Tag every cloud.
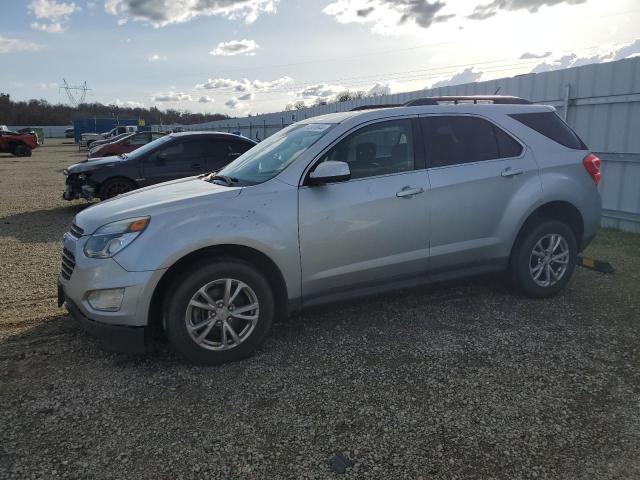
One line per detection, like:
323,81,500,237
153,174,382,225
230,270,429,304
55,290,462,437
210,39,259,56
31,21,65,32
198,95,214,103
468,0,586,20
225,98,240,109
430,67,483,88
238,92,254,101
104,0,278,27
148,53,167,62
196,76,293,93
38,82,59,89
324,0,454,35
297,83,346,100
115,99,145,108
28,0,79,33
152,91,193,102
0,36,41,54
520,51,552,59
530,39,640,73
367,80,405,96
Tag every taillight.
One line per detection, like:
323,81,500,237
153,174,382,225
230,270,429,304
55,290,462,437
583,153,601,186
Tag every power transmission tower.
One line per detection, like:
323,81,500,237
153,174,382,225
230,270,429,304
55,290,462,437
60,79,90,107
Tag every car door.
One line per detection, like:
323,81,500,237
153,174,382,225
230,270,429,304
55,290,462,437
142,138,207,184
298,118,430,304
420,114,540,275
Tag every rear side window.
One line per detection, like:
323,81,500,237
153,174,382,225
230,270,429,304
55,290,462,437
509,112,587,150
421,116,523,167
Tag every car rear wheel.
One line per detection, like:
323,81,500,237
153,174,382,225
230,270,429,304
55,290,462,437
99,177,135,200
164,260,275,365
13,144,31,157
510,219,577,298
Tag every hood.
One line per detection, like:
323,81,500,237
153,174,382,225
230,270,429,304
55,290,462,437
67,155,125,173
74,176,242,234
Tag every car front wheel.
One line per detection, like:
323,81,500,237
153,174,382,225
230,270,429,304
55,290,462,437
510,219,577,298
164,260,275,365
99,177,135,200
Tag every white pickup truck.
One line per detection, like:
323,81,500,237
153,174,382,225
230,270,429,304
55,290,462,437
80,125,137,148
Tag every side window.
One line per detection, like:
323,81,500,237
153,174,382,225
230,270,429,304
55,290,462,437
495,127,523,158
206,140,233,170
128,134,148,145
181,140,206,157
230,141,253,154
158,142,184,158
509,112,587,150
319,119,415,180
422,116,521,167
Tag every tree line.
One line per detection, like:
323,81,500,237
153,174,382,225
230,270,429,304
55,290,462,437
0,93,229,126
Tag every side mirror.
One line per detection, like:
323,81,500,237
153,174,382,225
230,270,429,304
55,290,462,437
308,161,351,185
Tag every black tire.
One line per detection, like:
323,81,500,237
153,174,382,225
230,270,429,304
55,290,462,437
510,219,577,298
13,144,31,157
99,177,135,200
164,260,275,365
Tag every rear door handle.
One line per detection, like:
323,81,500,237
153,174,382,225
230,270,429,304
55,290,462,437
501,167,524,177
396,186,425,198
191,163,202,169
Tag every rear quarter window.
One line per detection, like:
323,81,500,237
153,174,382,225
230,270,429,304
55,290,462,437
509,112,587,150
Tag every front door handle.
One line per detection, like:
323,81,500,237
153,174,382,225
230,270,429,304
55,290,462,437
396,186,425,198
229,152,242,157
191,163,202,170
501,167,524,177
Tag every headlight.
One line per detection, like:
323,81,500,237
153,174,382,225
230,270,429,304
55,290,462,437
84,216,150,258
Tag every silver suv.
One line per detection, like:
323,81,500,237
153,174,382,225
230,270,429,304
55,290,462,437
58,96,602,364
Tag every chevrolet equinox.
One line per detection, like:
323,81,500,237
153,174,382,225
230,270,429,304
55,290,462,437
58,96,602,365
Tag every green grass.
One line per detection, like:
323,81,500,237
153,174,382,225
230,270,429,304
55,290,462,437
589,228,640,259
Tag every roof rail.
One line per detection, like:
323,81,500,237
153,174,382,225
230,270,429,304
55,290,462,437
403,95,532,106
350,104,402,111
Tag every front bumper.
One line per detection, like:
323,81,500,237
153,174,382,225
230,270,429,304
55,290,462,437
60,283,146,354
63,177,96,201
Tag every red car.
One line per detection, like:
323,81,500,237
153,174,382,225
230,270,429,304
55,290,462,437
0,130,38,157
88,131,167,159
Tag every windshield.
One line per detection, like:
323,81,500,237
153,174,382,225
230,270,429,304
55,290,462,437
217,123,334,185
124,134,173,159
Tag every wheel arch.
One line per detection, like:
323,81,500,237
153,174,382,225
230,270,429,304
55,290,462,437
97,176,138,196
147,244,290,335
511,200,585,259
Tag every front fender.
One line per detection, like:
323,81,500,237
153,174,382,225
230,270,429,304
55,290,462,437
113,182,302,301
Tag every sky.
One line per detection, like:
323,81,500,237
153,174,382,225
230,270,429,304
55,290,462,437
1,0,639,116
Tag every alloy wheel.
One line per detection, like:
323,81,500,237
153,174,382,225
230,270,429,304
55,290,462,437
529,233,570,287
185,278,259,351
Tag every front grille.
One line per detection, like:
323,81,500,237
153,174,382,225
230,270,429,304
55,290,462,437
61,247,76,280
69,223,84,238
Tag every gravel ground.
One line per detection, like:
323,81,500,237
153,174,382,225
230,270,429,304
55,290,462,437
1,139,639,479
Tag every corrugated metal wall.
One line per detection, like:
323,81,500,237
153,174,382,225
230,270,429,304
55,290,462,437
188,57,640,233
8,126,70,138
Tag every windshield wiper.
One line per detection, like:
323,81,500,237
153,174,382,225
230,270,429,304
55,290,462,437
203,173,239,185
